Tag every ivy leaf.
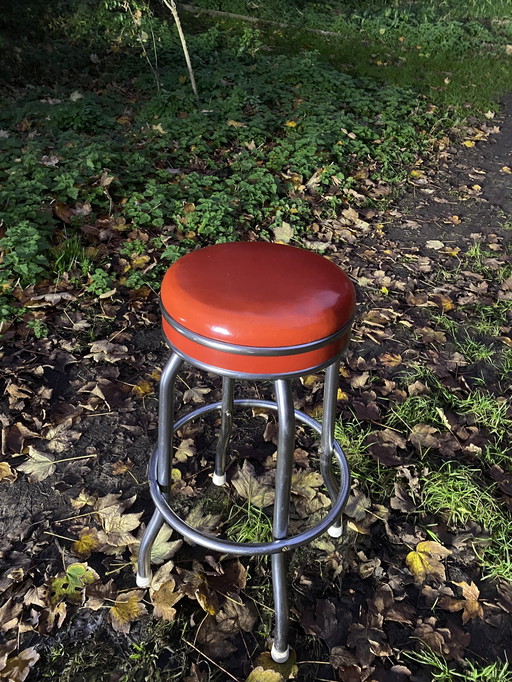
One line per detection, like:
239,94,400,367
109,590,147,634
16,447,55,482
406,541,451,583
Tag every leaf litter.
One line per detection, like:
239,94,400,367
2,46,512,682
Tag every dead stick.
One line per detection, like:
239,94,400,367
177,3,344,38
162,0,199,99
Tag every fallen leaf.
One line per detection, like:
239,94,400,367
0,462,17,483
48,563,99,606
273,221,294,244
246,669,284,682
151,567,183,621
16,447,55,482
0,646,40,682
462,140,475,147
183,386,211,404
109,590,147,634
71,527,101,559
438,581,484,624
406,541,451,583
426,240,445,250
227,119,246,128
231,461,275,508
175,438,196,463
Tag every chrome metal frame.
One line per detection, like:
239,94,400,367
137,349,351,664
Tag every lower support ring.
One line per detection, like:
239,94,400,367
148,399,351,556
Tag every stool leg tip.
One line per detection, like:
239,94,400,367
212,473,227,486
328,524,343,538
136,573,152,588
271,644,290,664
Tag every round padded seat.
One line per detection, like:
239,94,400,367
161,242,356,376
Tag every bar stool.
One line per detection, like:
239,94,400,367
136,242,355,663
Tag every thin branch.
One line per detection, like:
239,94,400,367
177,3,344,38
162,0,199,100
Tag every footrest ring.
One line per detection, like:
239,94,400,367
148,399,351,557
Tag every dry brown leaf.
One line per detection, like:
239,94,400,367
231,461,275,508
406,541,451,583
439,581,484,624
183,386,211,404
109,590,147,634
0,599,22,634
174,438,196,463
0,646,40,682
409,424,440,450
151,573,183,621
16,447,55,482
0,462,17,484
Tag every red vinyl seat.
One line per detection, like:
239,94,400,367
160,242,355,375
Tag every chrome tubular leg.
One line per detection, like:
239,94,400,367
137,353,183,587
271,379,295,664
320,359,343,538
213,377,234,486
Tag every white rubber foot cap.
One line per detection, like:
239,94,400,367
328,524,343,538
136,573,152,588
271,644,290,664
213,473,227,486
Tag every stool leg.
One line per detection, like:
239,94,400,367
213,377,234,486
271,379,295,664
137,353,183,588
320,359,343,538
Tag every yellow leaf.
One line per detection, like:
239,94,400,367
132,380,153,397
462,140,475,147
337,388,348,401
72,528,100,559
410,169,425,178
131,255,150,269
0,461,17,483
284,120,297,127
109,590,147,633
501,166,512,174
227,120,246,128
406,541,451,583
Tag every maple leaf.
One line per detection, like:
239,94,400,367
438,581,484,624
406,541,451,583
150,563,183,621
253,650,298,680
174,438,196,463
231,461,275,508
16,446,55,482
48,563,99,607
0,598,22,634
109,590,147,634
246,669,284,682
0,462,17,483
71,527,101,560
0,646,40,682
183,386,211,404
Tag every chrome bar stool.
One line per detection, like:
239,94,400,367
136,242,355,663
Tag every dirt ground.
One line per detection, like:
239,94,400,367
1,96,512,681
